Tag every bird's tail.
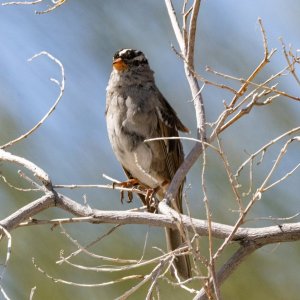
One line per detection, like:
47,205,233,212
165,226,191,279
165,190,191,279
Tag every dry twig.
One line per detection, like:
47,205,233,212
0,52,65,150
2,0,66,14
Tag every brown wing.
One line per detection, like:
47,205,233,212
155,91,189,134
155,92,188,213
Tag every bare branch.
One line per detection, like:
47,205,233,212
164,0,206,209
206,65,299,103
280,37,300,85
2,0,42,5
194,242,258,300
235,127,300,177
0,190,299,245
187,0,201,68
29,287,36,300
1,52,65,150
0,149,52,188
165,0,185,53
0,226,11,284
36,0,66,14
0,285,10,300
2,0,67,14
32,257,143,287
0,172,39,192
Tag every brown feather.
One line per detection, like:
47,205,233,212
155,94,191,279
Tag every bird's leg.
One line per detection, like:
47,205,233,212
144,179,170,212
144,188,157,212
113,179,140,203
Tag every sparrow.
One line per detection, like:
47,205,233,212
105,48,191,279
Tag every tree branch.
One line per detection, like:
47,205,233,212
164,0,206,206
194,242,258,300
1,192,300,246
0,51,65,150
0,149,52,188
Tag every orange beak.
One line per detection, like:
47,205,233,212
113,58,128,71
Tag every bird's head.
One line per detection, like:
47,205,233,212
112,49,149,72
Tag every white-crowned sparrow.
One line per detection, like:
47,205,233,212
106,49,191,279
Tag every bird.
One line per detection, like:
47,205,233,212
105,48,191,279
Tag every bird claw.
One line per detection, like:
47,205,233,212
113,179,140,204
112,179,160,211
145,187,160,212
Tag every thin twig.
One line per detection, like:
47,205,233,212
29,286,36,300
0,285,10,300
235,127,300,177
1,51,65,150
194,242,258,300
201,139,220,299
2,0,67,15
36,0,66,14
187,0,201,67
0,173,39,192
206,64,299,104
216,136,243,212
280,37,300,85
0,226,12,284
164,0,206,209
2,0,42,5
33,257,143,287
116,257,171,300
0,149,51,187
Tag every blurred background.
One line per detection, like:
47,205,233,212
0,0,299,299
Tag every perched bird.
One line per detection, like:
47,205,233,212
105,48,191,279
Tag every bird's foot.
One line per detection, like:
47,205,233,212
144,187,160,212
113,179,140,203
